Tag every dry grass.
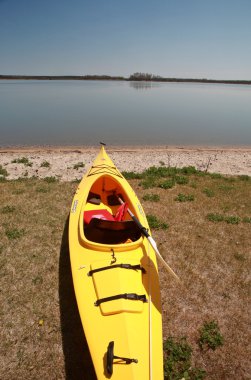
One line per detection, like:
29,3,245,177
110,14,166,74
0,173,250,379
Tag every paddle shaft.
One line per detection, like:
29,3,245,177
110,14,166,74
118,197,148,234
127,210,150,238
118,198,180,281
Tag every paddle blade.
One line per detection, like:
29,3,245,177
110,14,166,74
148,236,180,282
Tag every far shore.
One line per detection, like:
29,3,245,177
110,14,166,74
1,145,250,180
1,75,251,85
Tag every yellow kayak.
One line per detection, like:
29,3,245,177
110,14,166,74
69,145,163,379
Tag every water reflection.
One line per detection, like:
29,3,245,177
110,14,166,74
129,81,161,90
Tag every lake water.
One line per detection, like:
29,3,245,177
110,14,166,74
0,80,250,147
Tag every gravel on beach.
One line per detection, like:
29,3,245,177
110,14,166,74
0,146,250,181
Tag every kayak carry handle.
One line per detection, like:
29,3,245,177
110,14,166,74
106,341,138,376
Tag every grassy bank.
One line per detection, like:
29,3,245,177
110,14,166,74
0,169,250,379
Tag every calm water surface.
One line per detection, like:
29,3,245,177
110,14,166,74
0,80,250,146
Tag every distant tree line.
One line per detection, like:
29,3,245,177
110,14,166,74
0,74,124,81
0,74,250,85
128,72,251,85
128,72,163,81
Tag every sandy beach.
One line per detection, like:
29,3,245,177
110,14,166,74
0,145,251,181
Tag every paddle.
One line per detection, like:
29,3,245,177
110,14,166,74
118,197,180,281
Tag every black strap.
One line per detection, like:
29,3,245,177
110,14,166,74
94,293,147,307
88,263,146,276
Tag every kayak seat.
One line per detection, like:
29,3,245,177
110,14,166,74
84,218,141,244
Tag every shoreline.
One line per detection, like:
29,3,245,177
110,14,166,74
1,145,250,180
1,144,251,153
1,75,251,85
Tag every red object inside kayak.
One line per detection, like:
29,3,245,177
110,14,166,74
114,203,128,221
84,209,115,224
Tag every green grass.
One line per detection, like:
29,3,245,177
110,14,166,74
175,175,189,185
224,215,241,224
0,170,250,379
0,164,8,177
209,172,223,179
179,166,199,175
73,162,85,170
44,176,58,183
163,336,206,380
159,179,175,189
40,160,51,168
238,175,250,181
202,188,215,197
198,321,224,351
5,227,25,240
122,171,143,179
207,213,244,224
143,166,176,178
11,157,33,166
164,321,224,378
142,193,160,202
218,184,234,192
146,214,169,230
206,213,225,222
139,178,156,189
1,205,16,213
175,193,195,202
135,165,204,190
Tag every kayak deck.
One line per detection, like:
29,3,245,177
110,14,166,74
69,147,163,379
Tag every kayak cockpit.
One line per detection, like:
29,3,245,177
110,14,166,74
84,218,141,244
81,175,142,246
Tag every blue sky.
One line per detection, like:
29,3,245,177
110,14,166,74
0,0,250,79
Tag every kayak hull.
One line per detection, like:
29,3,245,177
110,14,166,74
69,147,163,379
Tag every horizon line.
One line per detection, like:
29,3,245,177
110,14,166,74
0,74,250,85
